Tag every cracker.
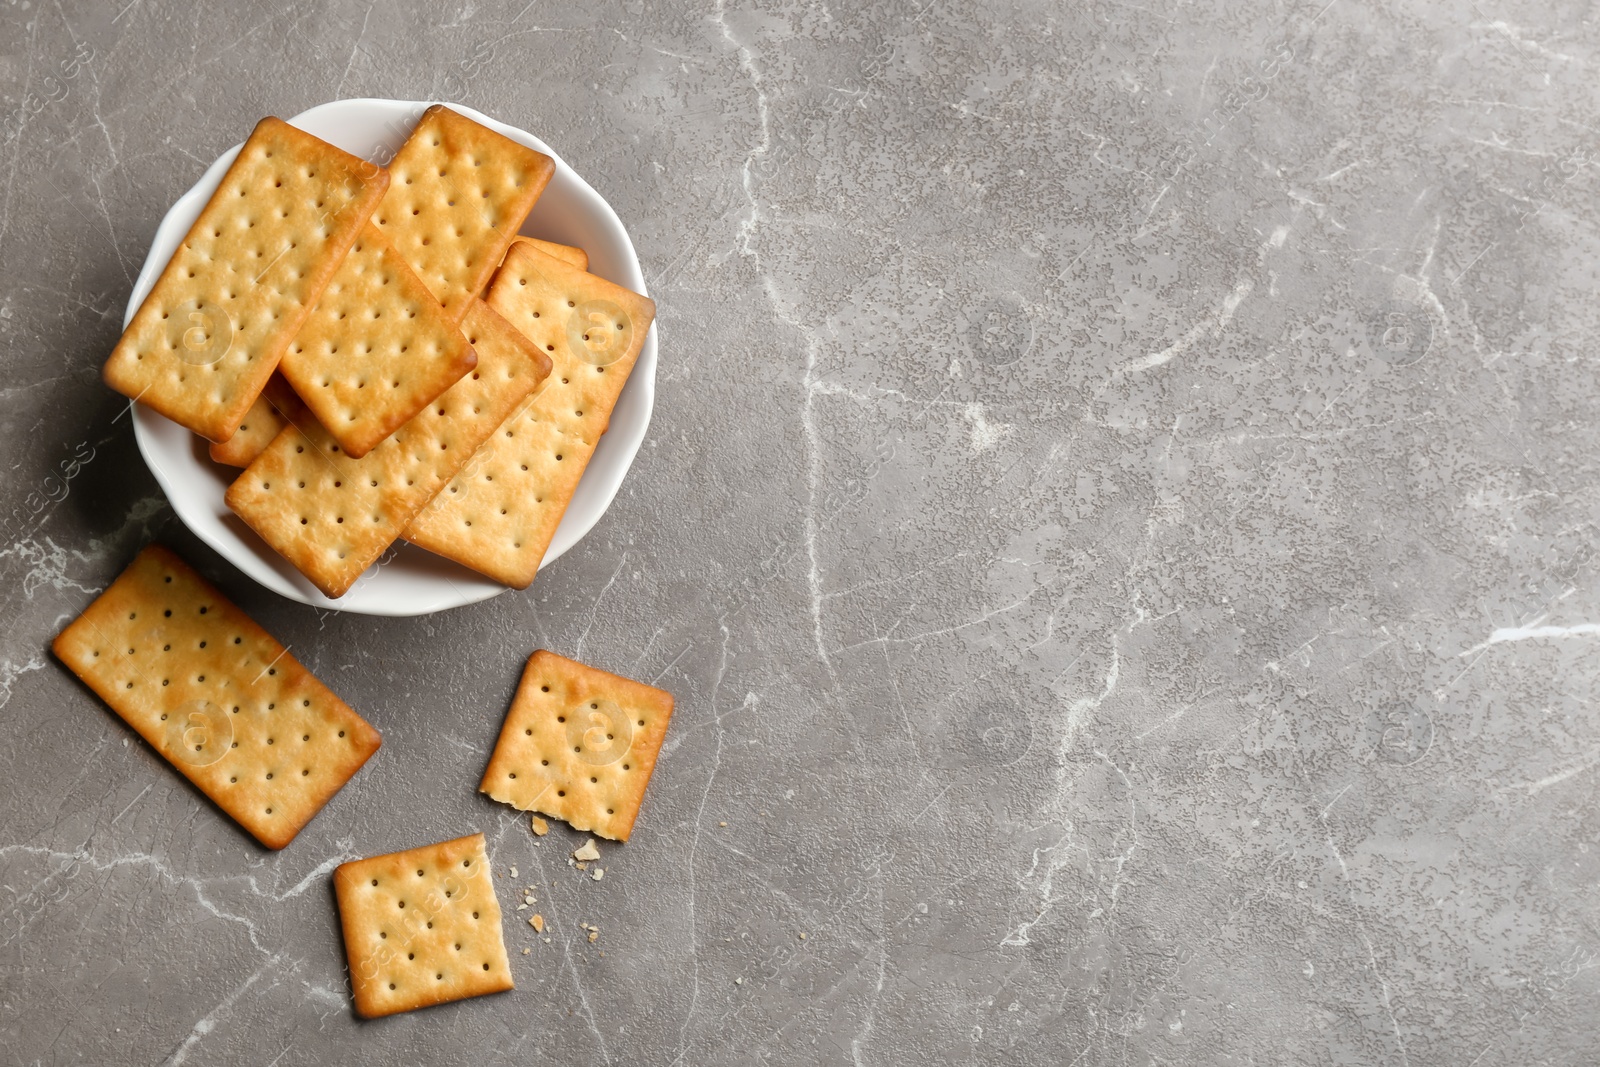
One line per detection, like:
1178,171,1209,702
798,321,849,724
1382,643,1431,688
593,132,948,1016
279,221,474,457
334,832,513,1018
509,235,587,271
404,244,655,588
373,105,554,323
208,372,307,467
480,650,674,842
50,544,381,849
103,117,388,442
226,300,550,598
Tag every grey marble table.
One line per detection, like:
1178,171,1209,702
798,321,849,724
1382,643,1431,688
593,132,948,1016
3,1,1598,1064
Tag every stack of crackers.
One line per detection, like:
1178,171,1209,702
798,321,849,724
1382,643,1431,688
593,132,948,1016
104,107,655,599
59,107,677,1019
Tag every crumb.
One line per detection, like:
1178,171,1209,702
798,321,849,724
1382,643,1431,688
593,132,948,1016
573,839,600,862
735,978,743,985
522,947,530,955
531,914,544,933
718,821,727,827
798,932,806,940
510,866,519,879
531,816,549,836
576,861,588,871
588,930,599,943
524,894,536,905
517,903,528,911
543,937,551,943
592,868,604,881
568,858,576,867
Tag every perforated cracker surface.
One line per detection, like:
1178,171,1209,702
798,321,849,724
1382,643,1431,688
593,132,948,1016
226,300,550,598
334,832,513,1018
372,105,554,323
208,372,307,468
50,545,381,849
404,244,656,588
480,650,674,842
279,221,474,458
103,117,387,442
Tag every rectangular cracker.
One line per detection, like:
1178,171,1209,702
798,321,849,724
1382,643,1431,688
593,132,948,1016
50,544,381,849
279,221,475,457
334,832,513,1018
208,372,307,467
372,105,554,323
509,235,587,271
103,117,389,442
480,650,673,841
226,300,551,598
404,243,655,588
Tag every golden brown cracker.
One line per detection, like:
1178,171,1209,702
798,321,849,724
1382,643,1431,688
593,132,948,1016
226,300,550,598
480,650,673,842
207,372,307,468
103,117,388,442
279,221,474,458
403,243,655,587
50,544,381,849
372,105,554,323
509,235,587,271
334,832,513,1018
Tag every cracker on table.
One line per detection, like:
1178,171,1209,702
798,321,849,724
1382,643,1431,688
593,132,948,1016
480,650,673,842
404,243,655,588
226,300,550,598
509,235,587,271
50,544,381,849
372,105,554,323
334,832,513,1018
279,221,474,458
103,117,388,442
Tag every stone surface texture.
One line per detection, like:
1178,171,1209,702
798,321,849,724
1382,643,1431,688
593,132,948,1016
2,1,1599,1064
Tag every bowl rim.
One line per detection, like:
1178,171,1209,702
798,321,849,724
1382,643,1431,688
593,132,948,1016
126,98,657,617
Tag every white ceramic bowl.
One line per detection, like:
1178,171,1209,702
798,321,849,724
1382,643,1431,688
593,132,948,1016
127,99,657,616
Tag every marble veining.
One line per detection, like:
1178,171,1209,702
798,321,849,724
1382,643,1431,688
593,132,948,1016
2,0,1599,1063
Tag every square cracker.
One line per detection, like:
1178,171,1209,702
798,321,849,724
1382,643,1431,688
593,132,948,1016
372,105,554,323
208,372,307,468
103,117,388,442
279,221,474,458
509,235,587,271
50,544,381,849
480,650,673,842
226,300,550,598
404,243,656,588
334,832,513,1018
